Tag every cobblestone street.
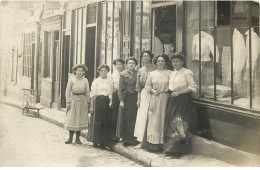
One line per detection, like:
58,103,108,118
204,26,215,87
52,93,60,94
0,104,142,167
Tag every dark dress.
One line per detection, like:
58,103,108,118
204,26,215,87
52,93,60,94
86,77,113,146
163,68,197,154
118,70,138,145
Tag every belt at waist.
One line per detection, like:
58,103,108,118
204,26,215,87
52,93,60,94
72,93,86,96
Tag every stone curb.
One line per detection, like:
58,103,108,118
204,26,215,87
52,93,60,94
1,98,260,166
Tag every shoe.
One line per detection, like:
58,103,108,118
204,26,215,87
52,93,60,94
99,143,107,150
65,140,72,144
93,143,99,148
75,139,82,145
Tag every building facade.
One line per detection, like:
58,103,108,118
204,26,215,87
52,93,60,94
2,0,260,158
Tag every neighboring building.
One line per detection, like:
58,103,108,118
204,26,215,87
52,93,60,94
1,0,260,160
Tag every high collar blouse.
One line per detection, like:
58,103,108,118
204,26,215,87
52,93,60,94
118,69,138,100
192,31,220,63
136,64,157,92
90,77,113,99
169,68,197,92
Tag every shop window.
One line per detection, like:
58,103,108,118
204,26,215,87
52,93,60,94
113,1,121,67
134,0,142,63
106,2,113,66
23,33,32,77
98,2,106,66
87,3,96,24
185,1,260,110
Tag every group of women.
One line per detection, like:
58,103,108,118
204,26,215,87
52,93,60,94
63,50,197,157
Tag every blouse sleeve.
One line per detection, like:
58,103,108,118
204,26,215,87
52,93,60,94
118,73,124,101
85,79,90,102
185,70,197,92
145,72,153,92
135,70,142,92
90,79,98,98
108,79,113,100
65,78,73,103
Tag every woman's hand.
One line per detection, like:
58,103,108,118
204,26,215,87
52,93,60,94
151,89,159,96
120,100,125,108
136,99,140,107
171,91,180,97
109,101,113,108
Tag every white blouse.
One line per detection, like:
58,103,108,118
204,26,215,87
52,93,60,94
169,68,197,92
90,77,113,99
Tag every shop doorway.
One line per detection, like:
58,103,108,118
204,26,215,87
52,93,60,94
61,35,70,108
152,5,176,69
85,27,96,87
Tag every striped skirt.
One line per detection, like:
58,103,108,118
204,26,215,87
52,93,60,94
64,95,89,131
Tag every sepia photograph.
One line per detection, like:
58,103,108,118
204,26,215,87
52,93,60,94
0,0,259,167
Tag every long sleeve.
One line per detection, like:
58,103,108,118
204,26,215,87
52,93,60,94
108,79,113,100
118,74,124,101
185,72,197,92
145,73,152,92
65,79,72,103
90,80,97,98
85,79,90,102
135,71,142,92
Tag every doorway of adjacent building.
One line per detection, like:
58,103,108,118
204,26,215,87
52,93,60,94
85,27,96,87
152,5,176,69
61,35,70,108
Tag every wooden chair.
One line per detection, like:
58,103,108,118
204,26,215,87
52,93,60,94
21,89,44,117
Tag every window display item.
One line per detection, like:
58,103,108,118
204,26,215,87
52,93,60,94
204,85,239,99
152,36,163,57
221,46,231,86
228,28,247,84
192,31,219,63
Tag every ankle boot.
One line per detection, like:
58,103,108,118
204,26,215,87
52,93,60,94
65,131,74,144
75,131,82,144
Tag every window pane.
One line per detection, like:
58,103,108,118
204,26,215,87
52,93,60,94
106,2,113,68
134,1,141,63
142,1,151,51
87,3,96,24
185,1,199,98
200,1,216,101
113,1,120,64
98,3,106,66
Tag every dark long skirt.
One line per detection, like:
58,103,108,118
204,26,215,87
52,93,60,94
87,96,112,145
120,91,138,144
111,90,120,139
163,93,193,154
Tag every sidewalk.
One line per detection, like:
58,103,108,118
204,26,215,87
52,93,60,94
1,95,260,167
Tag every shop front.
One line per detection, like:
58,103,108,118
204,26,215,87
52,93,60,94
94,0,260,156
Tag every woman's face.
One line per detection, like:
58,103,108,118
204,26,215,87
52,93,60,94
75,68,85,77
115,61,124,72
99,68,108,78
127,60,136,70
172,58,183,70
142,52,151,64
157,57,166,69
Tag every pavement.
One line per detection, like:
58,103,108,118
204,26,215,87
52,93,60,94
1,95,260,167
0,104,142,167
